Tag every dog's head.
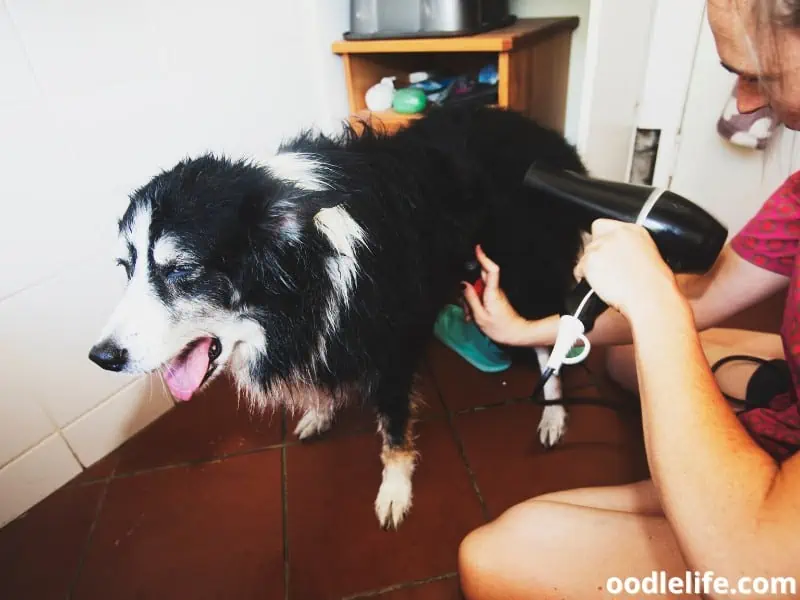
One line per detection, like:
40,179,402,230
89,151,358,402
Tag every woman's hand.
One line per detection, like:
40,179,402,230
574,219,680,319
461,245,531,346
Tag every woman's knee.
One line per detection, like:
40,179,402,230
458,500,565,599
458,523,493,597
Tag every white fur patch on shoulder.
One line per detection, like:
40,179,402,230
313,206,368,368
152,234,193,266
266,152,334,192
313,206,366,259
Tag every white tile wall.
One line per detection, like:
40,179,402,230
0,256,137,427
63,375,173,468
0,390,54,468
0,3,40,106
5,0,164,98
0,433,82,528
0,0,351,527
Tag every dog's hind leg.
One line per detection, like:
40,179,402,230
373,385,418,530
534,346,567,448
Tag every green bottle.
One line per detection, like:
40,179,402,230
392,88,427,114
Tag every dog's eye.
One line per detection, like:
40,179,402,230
165,265,194,282
116,258,132,279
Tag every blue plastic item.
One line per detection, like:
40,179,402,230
478,64,498,85
433,304,511,373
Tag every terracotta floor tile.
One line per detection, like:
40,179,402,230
114,374,283,474
427,339,538,412
72,450,283,600
427,338,596,414
286,419,483,600
70,452,119,485
374,577,463,600
0,482,105,600
454,402,649,518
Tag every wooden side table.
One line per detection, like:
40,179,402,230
331,17,579,135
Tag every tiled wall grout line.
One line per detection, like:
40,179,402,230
340,571,458,599
67,475,112,599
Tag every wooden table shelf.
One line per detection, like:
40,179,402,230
332,17,579,135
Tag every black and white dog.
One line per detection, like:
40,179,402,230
89,105,593,528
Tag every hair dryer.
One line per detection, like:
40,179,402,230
522,164,729,394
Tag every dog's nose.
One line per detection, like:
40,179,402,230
88,340,128,372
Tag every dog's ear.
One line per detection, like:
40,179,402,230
244,184,351,249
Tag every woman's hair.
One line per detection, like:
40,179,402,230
746,0,800,86
752,0,800,53
758,0,800,28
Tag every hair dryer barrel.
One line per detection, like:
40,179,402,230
523,165,652,223
644,189,728,274
523,165,728,275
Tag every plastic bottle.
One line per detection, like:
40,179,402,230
365,76,396,112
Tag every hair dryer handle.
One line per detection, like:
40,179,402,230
564,279,608,333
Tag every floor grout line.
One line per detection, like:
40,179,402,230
449,415,490,522
66,368,619,488
67,414,457,486
67,473,112,599
424,357,491,522
341,572,458,599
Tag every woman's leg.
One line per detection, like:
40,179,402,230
606,327,784,401
532,478,661,514
458,328,784,599
458,480,694,600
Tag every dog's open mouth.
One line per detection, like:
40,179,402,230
162,337,222,402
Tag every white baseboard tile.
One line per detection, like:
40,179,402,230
62,374,174,468
0,433,82,528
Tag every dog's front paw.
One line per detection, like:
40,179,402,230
538,405,567,448
293,408,333,440
374,469,413,529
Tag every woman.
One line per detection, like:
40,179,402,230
457,2,800,598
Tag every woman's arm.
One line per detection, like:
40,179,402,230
576,220,799,595
628,280,800,595
463,244,788,348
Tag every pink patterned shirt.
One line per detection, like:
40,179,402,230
730,171,800,462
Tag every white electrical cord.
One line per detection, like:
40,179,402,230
543,187,667,375
545,314,590,373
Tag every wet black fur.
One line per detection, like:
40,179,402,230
121,105,594,449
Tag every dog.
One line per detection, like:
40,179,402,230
88,105,594,528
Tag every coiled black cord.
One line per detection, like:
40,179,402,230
522,353,784,415
709,353,790,411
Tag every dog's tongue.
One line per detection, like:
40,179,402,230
163,338,213,402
